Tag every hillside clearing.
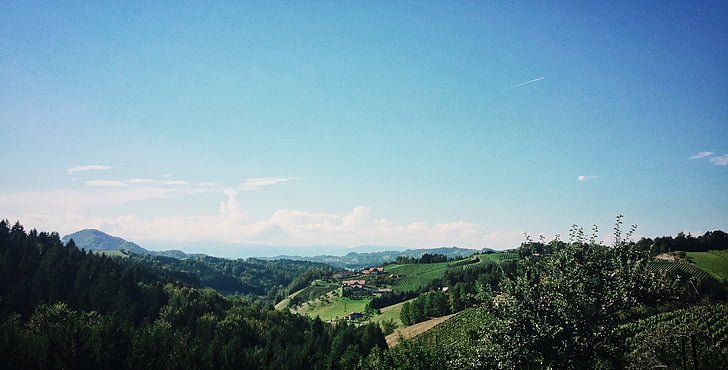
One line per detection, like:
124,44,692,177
291,291,370,321
365,298,415,328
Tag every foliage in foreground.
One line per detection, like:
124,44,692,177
621,303,728,369
367,219,728,369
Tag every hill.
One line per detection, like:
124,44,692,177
61,229,204,259
267,246,490,270
60,229,348,304
127,253,341,304
62,229,149,254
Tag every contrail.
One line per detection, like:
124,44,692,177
510,76,544,89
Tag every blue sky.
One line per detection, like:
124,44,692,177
1,2,726,254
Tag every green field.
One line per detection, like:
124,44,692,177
365,298,415,328
292,291,370,321
476,252,518,263
687,250,728,282
386,261,453,292
94,250,129,258
385,253,516,292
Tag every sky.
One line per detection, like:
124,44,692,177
1,2,727,256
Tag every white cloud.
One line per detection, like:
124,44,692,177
129,178,190,185
688,152,728,166
219,189,249,225
0,188,174,214
86,180,127,187
240,177,299,191
577,175,598,181
67,165,112,172
3,188,519,250
709,154,728,166
689,152,714,160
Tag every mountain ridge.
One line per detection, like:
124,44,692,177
61,229,492,268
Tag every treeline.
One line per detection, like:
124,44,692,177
369,290,420,310
400,290,451,326
640,230,728,254
0,221,168,322
390,253,452,265
0,221,386,369
127,253,338,305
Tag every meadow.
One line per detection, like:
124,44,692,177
292,291,371,321
687,250,728,282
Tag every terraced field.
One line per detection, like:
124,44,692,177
648,261,713,281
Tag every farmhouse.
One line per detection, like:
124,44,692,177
342,280,366,289
361,267,385,275
346,312,364,320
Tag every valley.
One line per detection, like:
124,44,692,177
1,221,728,368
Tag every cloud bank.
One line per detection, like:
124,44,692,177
1,189,521,250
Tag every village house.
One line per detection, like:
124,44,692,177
346,312,364,320
341,280,366,289
361,267,385,275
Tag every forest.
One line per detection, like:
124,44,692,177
1,219,727,369
0,221,385,369
125,253,339,306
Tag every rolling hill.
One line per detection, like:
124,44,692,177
62,229,149,254
267,246,492,270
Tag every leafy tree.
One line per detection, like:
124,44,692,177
491,221,665,368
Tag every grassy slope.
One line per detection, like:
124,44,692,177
687,250,728,282
95,250,129,258
386,253,513,292
365,298,414,328
274,286,305,311
292,291,370,321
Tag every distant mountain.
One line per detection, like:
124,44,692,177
264,246,491,269
61,229,197,258
62,229,150,254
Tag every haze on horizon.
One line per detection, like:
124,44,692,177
1,2,726,255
